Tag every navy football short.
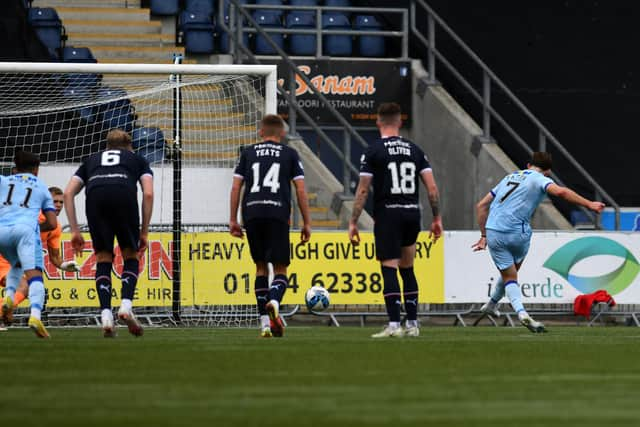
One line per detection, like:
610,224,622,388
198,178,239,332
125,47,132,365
244,218,290,266
374,209,421,261
86,186,140,254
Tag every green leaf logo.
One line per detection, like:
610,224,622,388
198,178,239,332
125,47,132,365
543,236,640,294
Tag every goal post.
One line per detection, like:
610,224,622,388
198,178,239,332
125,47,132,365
0,61,277,327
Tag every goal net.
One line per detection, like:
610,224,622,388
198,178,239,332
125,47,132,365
0,62,277,328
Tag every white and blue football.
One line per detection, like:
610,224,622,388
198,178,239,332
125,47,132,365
305,285,330,312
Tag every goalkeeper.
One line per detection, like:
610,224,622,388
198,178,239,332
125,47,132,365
0,186,78,317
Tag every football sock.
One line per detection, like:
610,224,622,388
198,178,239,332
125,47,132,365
121,259,139,301
260,315,270,329
120,298,132,312
406,320,418,328
27,276,45,320
255,275,269,315
268,274,288,304
399,267,419,321
505,280,525,314
4,268,21,300
381,266,401,322
490,278,506,303
95,262,113,310
389,321,401,329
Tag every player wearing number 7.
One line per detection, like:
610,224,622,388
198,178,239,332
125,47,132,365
349,102,443,338
229,115,311,338
472,152,604,332
64,129,154,338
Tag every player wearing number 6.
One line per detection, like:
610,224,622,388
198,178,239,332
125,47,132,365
229,115,311,338
472,152,604,332
64,129,154,338
349,102,443,338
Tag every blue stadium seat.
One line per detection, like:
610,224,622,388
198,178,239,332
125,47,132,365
322,13,351,56
255,0,283,17
150,0,180,16
62,47,96,63
218,16,251,53
62,47,101,90
253,12,284,55
325,0,351,17
179,11,215,54
98,87,136,133
354,15,384,57
27,8,65,59
132,127,165,164
63,86,99,123
286,12,316,55
290,0,319,5
185,0,215,17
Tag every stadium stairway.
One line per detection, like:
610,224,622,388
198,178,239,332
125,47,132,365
31,0,184,62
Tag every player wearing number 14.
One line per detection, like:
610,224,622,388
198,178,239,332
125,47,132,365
229,115,311,338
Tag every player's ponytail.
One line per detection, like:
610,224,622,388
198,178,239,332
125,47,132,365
14,149,41,172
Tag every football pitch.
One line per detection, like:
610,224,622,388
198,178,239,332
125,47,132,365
2,326,640,427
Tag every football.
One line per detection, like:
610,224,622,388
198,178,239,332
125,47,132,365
305,285,331,312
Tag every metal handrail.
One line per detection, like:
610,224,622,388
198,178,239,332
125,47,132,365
223,3,410,60
411,0,620,229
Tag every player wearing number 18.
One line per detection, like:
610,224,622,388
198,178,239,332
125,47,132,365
349,103,443,338
229,115,311,338
64,129,154,338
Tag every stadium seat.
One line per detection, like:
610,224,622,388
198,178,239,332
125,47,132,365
132,127,165,164
27,8,65,60
98,87,136,133
218,16,251,53
185,0,215,17
354,15,385,57
290,0,319,5
286,12,316,56
322,13,352,56
255,0,283,17
62,47,101,89
179,11,215,54
63,86,99,123
253,12,284,55
325,0,351,17
150,0,180,16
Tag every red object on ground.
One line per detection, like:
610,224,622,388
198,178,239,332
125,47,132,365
574,290,616,318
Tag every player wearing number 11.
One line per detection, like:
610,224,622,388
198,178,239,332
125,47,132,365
229,115,311,338
349,102,443,338
64,129,154,338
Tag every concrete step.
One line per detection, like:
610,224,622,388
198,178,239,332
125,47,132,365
182,151,238,162
157,126,255,141
64,20,161,35
32,0,141,8
91,46,184,60
67,33,175,47
55,7,150,22
312,219,341,229
176,140,257,151
135,113,246,128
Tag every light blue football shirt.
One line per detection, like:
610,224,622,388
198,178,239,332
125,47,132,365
0,173,55,229
486,169,553,233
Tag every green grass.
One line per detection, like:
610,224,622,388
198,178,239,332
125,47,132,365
2,326,640,427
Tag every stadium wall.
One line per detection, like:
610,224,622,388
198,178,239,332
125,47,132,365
406,60,570,230
40,165,232,225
